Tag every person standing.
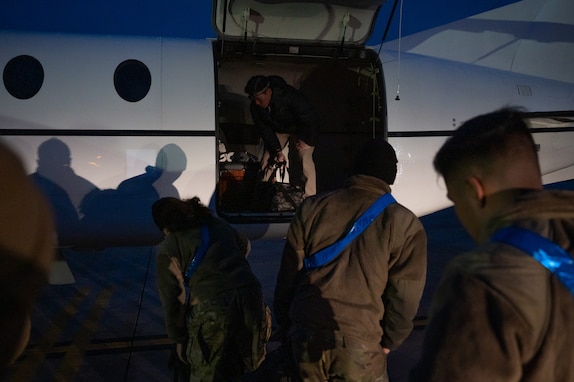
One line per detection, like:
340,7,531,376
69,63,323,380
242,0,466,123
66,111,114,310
245,75,320,196
152,197,270,381
274,138,427,381
410,107,574,381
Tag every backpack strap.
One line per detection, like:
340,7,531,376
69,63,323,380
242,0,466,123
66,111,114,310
304,193,396,271
491,226,574,295
184,224,210,284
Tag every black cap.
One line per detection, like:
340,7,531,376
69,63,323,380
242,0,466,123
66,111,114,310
353,138,398,185
245,75,270,98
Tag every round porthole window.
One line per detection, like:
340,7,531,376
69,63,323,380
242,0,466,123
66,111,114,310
3,55,44,100
114,59,152,102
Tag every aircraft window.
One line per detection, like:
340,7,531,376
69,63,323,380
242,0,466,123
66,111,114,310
113,59,151,102
3,55,44,99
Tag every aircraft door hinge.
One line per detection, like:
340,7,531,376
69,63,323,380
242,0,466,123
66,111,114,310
338,11,351,57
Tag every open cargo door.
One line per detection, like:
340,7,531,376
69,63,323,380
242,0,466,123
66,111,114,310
213,0,389,225
214,0,385,46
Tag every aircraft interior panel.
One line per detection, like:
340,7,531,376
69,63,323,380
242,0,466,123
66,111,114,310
214,43,387,219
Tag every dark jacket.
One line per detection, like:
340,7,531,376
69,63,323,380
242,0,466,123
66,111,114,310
156,216,259,342
410,189,574,381
274,174,427,348
250,77,320,154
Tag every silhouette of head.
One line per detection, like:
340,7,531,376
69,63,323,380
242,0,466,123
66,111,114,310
353,138,398,185
155,144,187,172
37,138,71,172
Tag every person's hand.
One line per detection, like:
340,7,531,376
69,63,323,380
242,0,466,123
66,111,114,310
275,151,287,163
176,343,189,364
168,257,186,305
295,139,311,151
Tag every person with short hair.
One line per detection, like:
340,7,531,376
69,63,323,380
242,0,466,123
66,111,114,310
152,197,270,381
410,107,574,381
274,137,427,381
245,75,321,196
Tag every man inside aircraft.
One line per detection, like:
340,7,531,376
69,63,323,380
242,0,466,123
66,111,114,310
410,107,574,381
0,140,55,371
245,75,321,196
274,138,427,381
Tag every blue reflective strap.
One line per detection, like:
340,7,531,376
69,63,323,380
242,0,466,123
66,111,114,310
491,226,574,295
304,193,396,271
184,224,210,284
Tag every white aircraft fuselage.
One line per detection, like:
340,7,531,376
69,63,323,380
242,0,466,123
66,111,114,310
1,0,573,248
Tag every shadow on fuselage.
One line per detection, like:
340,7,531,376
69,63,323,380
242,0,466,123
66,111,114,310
29,138,97,246
78,143,187,248
28,140,188,249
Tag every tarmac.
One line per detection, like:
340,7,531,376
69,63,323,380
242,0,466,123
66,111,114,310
0,206,481,382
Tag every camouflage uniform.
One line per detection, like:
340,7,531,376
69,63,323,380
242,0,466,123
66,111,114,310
156,217,268,381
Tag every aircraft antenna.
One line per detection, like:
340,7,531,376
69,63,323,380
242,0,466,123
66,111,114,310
395,0,404,101
376,0,403,101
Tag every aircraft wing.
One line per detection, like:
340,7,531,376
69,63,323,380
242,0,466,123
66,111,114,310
380,0,574,84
